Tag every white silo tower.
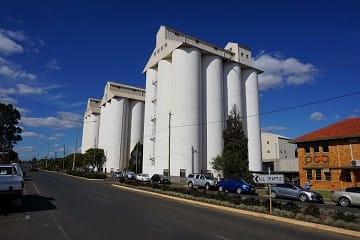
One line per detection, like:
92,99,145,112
81,98,101,153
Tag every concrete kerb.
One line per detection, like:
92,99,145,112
112,184,360,238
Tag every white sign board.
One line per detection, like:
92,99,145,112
253,174,285,184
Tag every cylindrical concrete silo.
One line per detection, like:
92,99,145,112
243,69,262,172
202,55,224,173
129,100,144,158
106,98,121,171
155,59,172,173
81,116,89,154
82,113,100,153
142,68,157,175
98,104,108,171
172,47,201,176
224,63,243,116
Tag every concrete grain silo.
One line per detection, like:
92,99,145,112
81,98,101,153
84,82,145,173
142,26,263,178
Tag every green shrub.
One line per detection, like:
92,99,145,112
333,210,357,223
304,204,320,217
66,170,107,179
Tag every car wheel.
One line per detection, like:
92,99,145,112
271,191,277,199
205,183,210,190
299,193,308,202
339,197,351,207
188,182,193,188
236,188,242,194
218,186,224,192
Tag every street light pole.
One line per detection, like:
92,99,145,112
72,123,79,170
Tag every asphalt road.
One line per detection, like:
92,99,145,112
0,170,357,240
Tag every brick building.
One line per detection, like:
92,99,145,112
290,117,360,190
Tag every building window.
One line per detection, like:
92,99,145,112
322,142,329,152
306,169,313,180
180,169,186,178
267,150,270,154
267,141,269,144
324,169,331,181
340,170,352,182
163,169,169,177
314,143,319,153
315,169,322,180
305,144,310,153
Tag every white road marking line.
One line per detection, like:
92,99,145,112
216,235,232,240
31,178,72,240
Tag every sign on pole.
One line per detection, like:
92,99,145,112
253,174,285,184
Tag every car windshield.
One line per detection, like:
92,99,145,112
235,179,247,184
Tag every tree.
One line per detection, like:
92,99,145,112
128,142,143,173
212,105,252,182
84,148,106,171
0,103,22,163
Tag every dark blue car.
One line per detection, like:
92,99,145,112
218,178,256,195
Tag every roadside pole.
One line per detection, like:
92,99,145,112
253,171,284,215
268,167,272,214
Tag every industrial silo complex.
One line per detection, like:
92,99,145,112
142,26,263,178
81,25,263,177
82,82,145,173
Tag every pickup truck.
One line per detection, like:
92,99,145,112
0,163,24,207
187,173,217,190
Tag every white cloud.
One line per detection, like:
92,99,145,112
0,32,23,55
253,53,318,91
21,131,46,138
0,29,27,41
16,83,44,94
21,114,82,129
0,95,17,104
20,116,67,129
0,62,37,80
310,112,325,121
57,111,83,123
46,59,61,71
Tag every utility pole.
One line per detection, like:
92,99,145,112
63,145,65,170
168,111,173,179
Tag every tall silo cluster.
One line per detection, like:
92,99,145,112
82,82,145,172
142,26,263,178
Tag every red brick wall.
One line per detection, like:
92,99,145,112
297,139,360,190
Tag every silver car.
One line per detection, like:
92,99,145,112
331,187,360,207
269,183,323,203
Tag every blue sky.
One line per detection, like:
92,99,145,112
1,0,359,161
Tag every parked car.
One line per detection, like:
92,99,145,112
136,173,151,182
123,171,136,180
268,183,323,203
218,178,256,195
187,173,217,190
0,163,24,207
331,187,360,207
151,174,171,184
111,170,123,178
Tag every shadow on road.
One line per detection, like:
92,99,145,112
0,194,57,215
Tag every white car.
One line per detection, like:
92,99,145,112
136,173,151,182
331,187,360,207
